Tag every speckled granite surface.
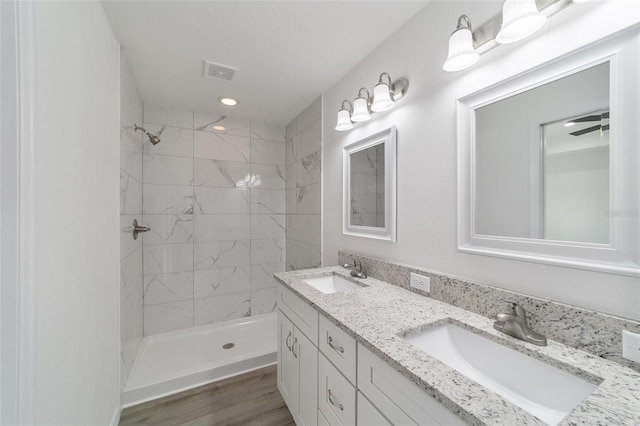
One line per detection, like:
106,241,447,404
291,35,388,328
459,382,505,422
274,266,640,426
339,250,640,373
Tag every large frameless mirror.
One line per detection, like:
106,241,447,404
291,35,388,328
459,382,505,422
343,126,396,241
457,28,639,276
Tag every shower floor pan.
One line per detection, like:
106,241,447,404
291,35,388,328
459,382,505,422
122,312,277,407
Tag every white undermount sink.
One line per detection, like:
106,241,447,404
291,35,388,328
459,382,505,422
403,323,598,425
302,274,364,294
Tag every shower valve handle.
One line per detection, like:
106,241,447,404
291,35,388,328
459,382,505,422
132,219,151,240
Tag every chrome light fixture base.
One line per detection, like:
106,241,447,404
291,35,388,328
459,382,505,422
390,77,409,101
443,0,576,72
473,0,574,54
335,73,409,131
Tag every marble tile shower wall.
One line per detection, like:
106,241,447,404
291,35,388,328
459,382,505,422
119,54,144,387
141,104,285,335
284,97,322,270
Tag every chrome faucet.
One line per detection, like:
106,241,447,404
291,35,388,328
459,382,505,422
494,301,547,346
343,260,367,279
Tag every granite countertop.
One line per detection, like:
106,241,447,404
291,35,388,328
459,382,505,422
274,266,640,426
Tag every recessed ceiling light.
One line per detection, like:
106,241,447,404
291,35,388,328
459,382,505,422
218,96,238,106
564,121,576,127
213,125,226,131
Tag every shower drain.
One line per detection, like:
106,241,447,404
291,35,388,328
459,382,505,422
222,343,235,349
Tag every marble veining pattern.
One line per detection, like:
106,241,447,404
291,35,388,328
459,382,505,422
250,288,278,316
142,214,193,244
250,263,284,290
143,272,193,305
284,97,322,271
194,266,251,298
251,189,286,214
274,266,640,426
143,125,194,158
338,251,640,373
120,55,144,387
193,187,250,215
193,215,250,242
140,104,285,335
250,121,285,142
193,240,251,270
194,131,250,163
142,184,193,215
193,158,250,188
193,112,250,137
144,300,194,335
194,292,251,326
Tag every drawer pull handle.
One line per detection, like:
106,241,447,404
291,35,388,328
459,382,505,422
292,337,298,358
328,389,344,411
285,331,292,351
328,336,344,354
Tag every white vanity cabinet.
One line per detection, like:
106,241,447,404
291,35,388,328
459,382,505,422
277,283,464,426
357,344,466,426
277,286,319,426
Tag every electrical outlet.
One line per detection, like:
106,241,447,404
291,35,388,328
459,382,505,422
410,273,430,293
622,330,640,363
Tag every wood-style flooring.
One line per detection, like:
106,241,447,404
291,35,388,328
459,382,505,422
119,365,295,426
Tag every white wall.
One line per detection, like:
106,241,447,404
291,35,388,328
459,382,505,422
119,52,144,390
323,1,640,320
30,1,120,423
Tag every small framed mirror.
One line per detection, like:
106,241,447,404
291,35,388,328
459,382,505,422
343,126,396,241
457,28,639,276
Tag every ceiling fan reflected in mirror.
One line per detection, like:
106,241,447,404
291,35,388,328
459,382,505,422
565,111,610,136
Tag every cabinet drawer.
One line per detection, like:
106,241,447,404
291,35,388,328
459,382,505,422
357,391,391,426
357,344,465,426
318,353,356,426
278,284,318,345
319,315,357,385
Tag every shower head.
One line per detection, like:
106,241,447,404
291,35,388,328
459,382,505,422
134,124,161,145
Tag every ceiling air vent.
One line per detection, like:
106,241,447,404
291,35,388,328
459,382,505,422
203,61,238,82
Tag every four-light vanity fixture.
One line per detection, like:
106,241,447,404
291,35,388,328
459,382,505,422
443,0,589,72
335,72,409,131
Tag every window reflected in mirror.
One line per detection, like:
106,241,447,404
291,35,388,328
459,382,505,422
474,62,610,243
543,111,610,244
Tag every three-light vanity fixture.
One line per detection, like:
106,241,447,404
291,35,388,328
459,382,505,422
335,72,409,131
443,0,588,72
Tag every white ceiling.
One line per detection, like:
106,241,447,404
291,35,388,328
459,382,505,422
101,1,428,126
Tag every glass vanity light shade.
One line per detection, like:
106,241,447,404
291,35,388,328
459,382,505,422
496,0,547,44
443,27,479,72
371,83,394,112
335,108,353,131
351,97,371,122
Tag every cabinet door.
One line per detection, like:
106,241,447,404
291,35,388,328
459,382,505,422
357,344,465,426
294,329,318,426
357,391,392,426
278,312,297,412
